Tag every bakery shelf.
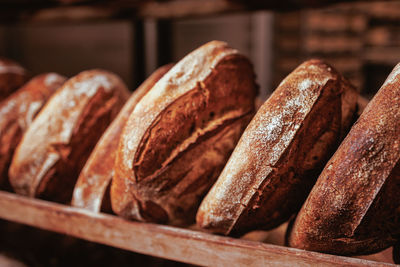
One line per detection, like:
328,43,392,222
0,0,392,23
0,190,394,266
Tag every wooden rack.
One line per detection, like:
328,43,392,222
1,1,398,266
0,0,394,23
0,191,395,266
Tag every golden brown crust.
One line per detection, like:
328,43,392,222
71,64,173,213
287,63,400,255
9,70,129,203
0,58,28,101
0,73,66,188
196,59,358,235
111,41,258,225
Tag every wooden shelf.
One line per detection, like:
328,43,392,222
0,190,395,266
0,0,395,23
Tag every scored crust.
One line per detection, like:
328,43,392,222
0,73,66,187
111,40,258,225
0,58,28,101
196,59,358,235
71,64,173,213
288,63,400,255
9,70,129,203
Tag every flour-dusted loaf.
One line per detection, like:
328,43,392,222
287,63,400,256
196,59,358,235
0,58,28,101
111,41,258,225
0,73,66,187
9,70,129,203
72,64,173,213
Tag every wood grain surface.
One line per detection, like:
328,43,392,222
0,191,393,267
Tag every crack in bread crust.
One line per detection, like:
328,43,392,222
230,81,342,235
35,89,119,202
111,41,258,225
0,73,66,188
131,114,253,225
196,59,358,235
134,84,249,183
71,64,173,213
288,63,400,256
9,70,129,203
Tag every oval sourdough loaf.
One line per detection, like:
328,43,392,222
287,63,400,255
0,58,28,101
72,64,173,213
0,73,66,187
196,59,358,235
9,70,129,203
111,40,258,225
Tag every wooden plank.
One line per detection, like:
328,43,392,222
0,0,397,23
136,0,241,19
364,47,400,65
0,191,392,267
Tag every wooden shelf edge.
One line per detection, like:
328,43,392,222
1,0,397,24
0,191,393,266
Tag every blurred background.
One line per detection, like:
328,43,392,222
1,1,399,100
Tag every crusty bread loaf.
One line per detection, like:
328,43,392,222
287,63,400,255
0,58,28,101
196,59,358,235
9,70,129,203
71,64,173,213
0,73,66,188
111,40,258,225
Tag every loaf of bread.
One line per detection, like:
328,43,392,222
111,40,258,225
0,73,66,188
287,63,400,255
9,70,129,203
196,59,358,235
0,58,28,101
71,64,173,213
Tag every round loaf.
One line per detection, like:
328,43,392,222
287,63,400,255
0,58,28,100
0,73,66,188
72,64,172,213
111,40,258,225
9,70,129,203
196,59,358,235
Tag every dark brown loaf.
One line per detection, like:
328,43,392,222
71,64,173,212
287,63,400,255
0,73,66,187
196,59,358,235
9,70,129,203
0,58,28,101
111,40,258,225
